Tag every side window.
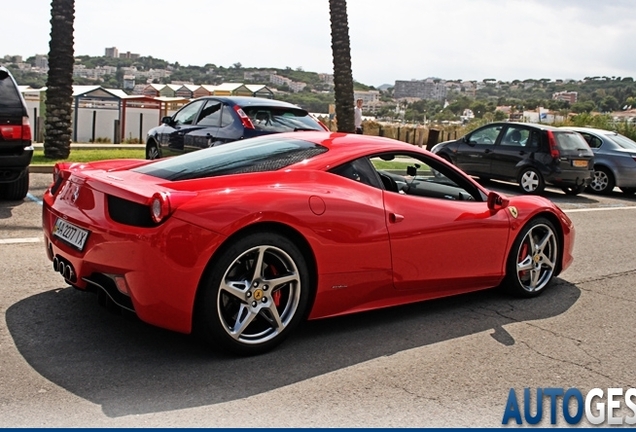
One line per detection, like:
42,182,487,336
220,105,235,128
197,100,222,126
526,130,540,149
173,100,205,126
469,125,501,145
501,127,529,146
368,152,484,201
330,158,381,188
581,133,602,149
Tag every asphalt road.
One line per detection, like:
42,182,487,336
1,174,635,427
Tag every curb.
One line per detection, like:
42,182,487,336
30,165,54,174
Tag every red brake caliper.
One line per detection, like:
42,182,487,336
269,264,282,307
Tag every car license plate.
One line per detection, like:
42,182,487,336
572,160,588,168
53,218,89,251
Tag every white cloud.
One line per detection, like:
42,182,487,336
3,0,636,86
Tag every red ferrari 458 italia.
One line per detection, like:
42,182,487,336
42,132,575,355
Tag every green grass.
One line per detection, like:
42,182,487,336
32,148,146,165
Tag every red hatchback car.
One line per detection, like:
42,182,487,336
42,132,575,355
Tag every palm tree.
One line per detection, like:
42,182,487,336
328,0,355,133
44,0,75,159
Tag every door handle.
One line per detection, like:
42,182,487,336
484,148,492,154
389,213,404,223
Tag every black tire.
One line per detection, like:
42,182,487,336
503,217,559,298
561,184,586,196
2,168,29,201
196,232,311,355
517,167,545,194
146,141,160,160
588,166,615,194
620,187,636,195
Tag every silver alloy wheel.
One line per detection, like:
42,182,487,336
147,144,160,160
520,170,540,192
590,170,609,192
216,245,301,345
514,223,557,293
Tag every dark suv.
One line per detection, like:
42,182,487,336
145,96,327,159
432,122,594,195
0,66,33,200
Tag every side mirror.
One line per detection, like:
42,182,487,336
161,116,173,125
487,191,509,211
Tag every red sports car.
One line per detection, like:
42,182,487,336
42,132,575,355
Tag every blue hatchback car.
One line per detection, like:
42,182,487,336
145,96,327,159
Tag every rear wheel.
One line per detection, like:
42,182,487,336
588,167,615,194
503,217,559,297
1,168,29,200
196,232,311,355
518,167,545,194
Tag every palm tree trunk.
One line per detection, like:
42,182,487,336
44,0,75,159
329,0,355,133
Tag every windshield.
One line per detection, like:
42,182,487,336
133,136,328,181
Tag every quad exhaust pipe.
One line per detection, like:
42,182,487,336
52,256,76,282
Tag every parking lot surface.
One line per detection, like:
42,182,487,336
1,174,635,427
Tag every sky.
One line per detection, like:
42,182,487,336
4,0,636,87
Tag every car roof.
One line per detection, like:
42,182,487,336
201,96,303,109
266,131,434,169
486,121,563,131
562,126,615,135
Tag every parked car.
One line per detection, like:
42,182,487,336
0,66,33,200
145,96,328,159
431,122,594,195
560,126,636,195
42,132,575,355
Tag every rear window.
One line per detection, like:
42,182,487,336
244,106,323,132
133,136,328,181
552,131,590,151
608,133,636,150
0,70,25,114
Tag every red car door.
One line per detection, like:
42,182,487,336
383,192,511,295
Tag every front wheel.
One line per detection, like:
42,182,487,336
146,141,160,160
518,167,545,194
503,217,559,297
196,232,311,355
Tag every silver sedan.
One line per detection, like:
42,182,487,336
562,126,636,195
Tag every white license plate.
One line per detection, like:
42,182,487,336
53,218,89,251
572,160,588,168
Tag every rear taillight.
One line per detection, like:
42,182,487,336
0,116,31,141
50,163,72,196
150,192,171,224
233,105,255,130
546,130,561,159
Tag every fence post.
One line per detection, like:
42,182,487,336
113,119,121,144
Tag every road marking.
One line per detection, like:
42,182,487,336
563,206,636,213
26,193,43,206
0,237,41,245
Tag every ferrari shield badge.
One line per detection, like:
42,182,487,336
508,206,519,219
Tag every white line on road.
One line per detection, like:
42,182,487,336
0,237,41,245
563,206,636,213
26,193,43,206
